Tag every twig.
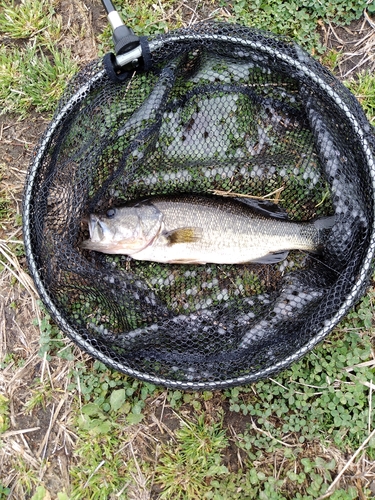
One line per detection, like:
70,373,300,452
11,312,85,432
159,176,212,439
328,21,346,45
1,427,40,438
128,441,150,497
251,418,296,448
345,360,375,372
352,28,375,48
0,301,6,361
83,460,106,489
364,9,375,30
343,54,374,78
369,379,373,436
0,239,24,244
208,186,284,203
0,243,39,313
9,439,40,469
316,427,375,500
37,397,66,459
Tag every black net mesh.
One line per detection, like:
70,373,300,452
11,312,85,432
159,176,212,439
23,22,375,389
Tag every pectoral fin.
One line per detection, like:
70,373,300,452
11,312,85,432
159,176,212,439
165,227,202,245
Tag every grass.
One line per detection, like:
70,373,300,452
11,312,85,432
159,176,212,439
1,0,375,499
3,296,374,498
0,0,77,117
0,0,373,116
218,0,368,53
0,0,61,41
0,42,79,118
154,413,229,498
345,71,375,124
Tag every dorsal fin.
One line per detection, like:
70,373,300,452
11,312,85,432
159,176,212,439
234,197,289,220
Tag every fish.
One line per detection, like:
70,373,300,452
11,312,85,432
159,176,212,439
81,194,335,265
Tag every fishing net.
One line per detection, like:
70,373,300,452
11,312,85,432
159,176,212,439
23,22,375,389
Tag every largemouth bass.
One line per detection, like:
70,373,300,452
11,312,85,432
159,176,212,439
82,195,334,264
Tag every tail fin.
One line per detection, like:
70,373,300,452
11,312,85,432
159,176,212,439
313,215,335,230
313,215,335,244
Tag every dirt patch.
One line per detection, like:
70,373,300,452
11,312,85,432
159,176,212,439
0,113,47,360
1,114,47,188
321,14,375,78
1,350,76,498
56,0,106,63
222,404,254,472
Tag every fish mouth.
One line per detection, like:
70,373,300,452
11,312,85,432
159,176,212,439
86,214,104,241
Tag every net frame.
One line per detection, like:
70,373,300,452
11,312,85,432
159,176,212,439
23,23,375,389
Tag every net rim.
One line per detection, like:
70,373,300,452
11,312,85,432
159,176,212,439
23,25,375,389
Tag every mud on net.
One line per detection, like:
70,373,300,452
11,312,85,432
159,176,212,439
23,22,375,389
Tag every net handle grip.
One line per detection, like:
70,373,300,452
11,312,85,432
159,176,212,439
101,0,140,56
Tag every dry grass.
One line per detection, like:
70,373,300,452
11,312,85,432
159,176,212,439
0,227,75,495
0,356,77,497
323,11,375,78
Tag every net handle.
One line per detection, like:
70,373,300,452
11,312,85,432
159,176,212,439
101,0,140,56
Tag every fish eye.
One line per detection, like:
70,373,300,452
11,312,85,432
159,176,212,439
106,208,116,219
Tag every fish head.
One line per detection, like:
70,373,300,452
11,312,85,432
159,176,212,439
82,203,163,254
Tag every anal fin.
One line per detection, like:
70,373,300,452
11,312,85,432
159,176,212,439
248,250,289,264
